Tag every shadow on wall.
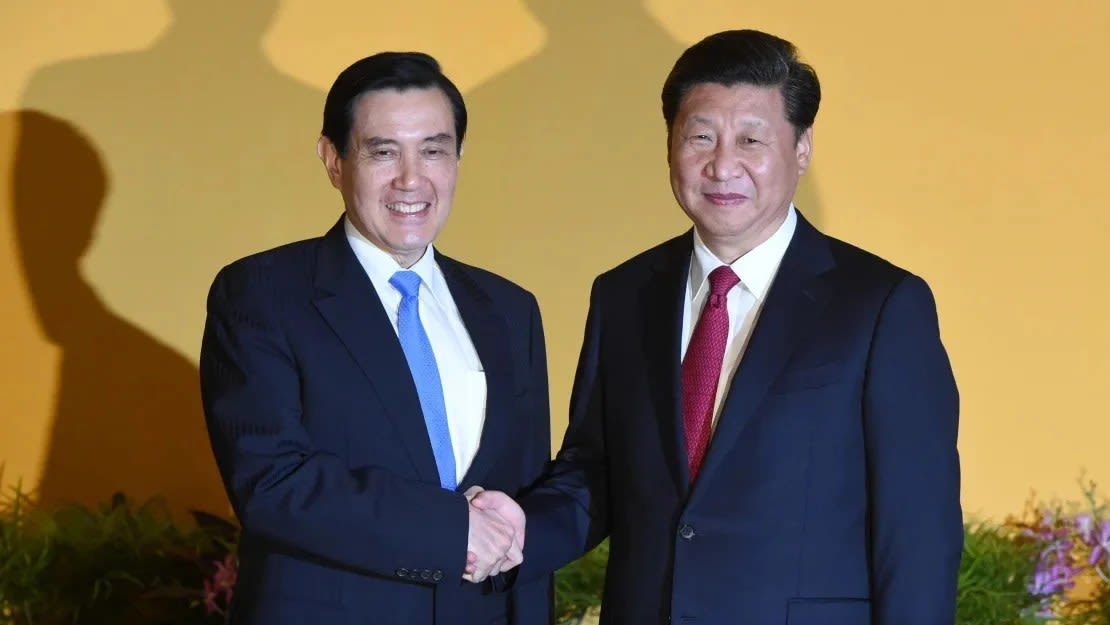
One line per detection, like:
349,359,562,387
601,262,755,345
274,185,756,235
6,109,228,519
11,0,340,517
18,0,332,365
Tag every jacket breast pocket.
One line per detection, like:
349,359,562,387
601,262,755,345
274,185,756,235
786,598,870,625
770,362,846,394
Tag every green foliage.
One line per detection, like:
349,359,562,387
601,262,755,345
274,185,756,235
0,481,231,625
956,521,1043,625
554,539,608,624
11,479,1110,625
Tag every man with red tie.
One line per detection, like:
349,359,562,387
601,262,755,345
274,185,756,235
475,28,962,625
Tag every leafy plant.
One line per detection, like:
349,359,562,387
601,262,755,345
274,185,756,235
18,477,1110,625
957,520,1043,625
554,539,608,625
0,480,231,625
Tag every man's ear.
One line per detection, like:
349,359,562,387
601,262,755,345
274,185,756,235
317,136,343,189
796,127,814,175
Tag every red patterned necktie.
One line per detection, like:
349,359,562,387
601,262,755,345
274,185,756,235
682,265,740,483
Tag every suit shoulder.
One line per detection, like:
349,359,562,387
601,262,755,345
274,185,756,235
595,232,690,284
437,255,537,306
825,235,914,282
209,236,321,299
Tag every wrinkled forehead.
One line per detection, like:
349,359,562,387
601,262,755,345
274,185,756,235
349,86,458,144
350,87,454,130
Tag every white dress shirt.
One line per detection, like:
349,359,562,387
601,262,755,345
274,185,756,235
680,205,798,432
345,217,486,482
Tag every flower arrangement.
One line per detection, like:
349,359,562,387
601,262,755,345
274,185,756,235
1010,478,1110,623
6,475,1110,624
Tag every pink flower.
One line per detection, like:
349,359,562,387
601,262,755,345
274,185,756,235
201,553,238,615
213,554,237,594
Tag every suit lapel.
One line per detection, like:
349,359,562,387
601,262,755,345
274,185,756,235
688,214,835,502
639,233,695,497
311,219,441,484
436,254,513,490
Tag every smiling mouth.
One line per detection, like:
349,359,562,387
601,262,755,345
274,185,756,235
704,193,748,205
386,202,430,214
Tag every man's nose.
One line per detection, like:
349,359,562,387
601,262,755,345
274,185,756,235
394,155,421,189
705,144,742,181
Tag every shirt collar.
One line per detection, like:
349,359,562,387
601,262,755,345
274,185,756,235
690,204,798,301
343,215,447,303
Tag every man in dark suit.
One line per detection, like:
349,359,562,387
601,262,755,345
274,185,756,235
199,52,550,625
475,29,962,624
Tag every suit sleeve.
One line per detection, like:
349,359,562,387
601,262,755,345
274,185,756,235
525,292,553,487
199,262,469,582
517,277,611,581
488,292,553,596
864,273,962,624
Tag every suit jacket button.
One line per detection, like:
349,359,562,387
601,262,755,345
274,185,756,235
432,570,444,582
678,524,695,540
396,567,409,578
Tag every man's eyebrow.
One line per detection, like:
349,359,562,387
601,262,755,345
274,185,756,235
362,137,397,148
685,115,767,129
361,134,454,147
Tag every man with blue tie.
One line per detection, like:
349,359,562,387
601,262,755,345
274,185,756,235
474,29,963,624
199,52,550,625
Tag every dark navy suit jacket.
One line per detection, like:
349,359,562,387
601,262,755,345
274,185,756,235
200,217,552,625
520,211,962,625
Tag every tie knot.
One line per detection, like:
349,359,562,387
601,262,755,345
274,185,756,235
707,265,740,297
389,270,422,298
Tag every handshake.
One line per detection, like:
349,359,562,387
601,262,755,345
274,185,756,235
463,486,525,583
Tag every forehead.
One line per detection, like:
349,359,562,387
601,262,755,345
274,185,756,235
349,87,455,137
676,82,788,126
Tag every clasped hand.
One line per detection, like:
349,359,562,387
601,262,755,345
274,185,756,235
463,486,525,583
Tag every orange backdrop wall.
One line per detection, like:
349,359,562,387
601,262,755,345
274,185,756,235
2,0,1108,521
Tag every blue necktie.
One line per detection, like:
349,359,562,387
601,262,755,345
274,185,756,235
389,270,456,490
